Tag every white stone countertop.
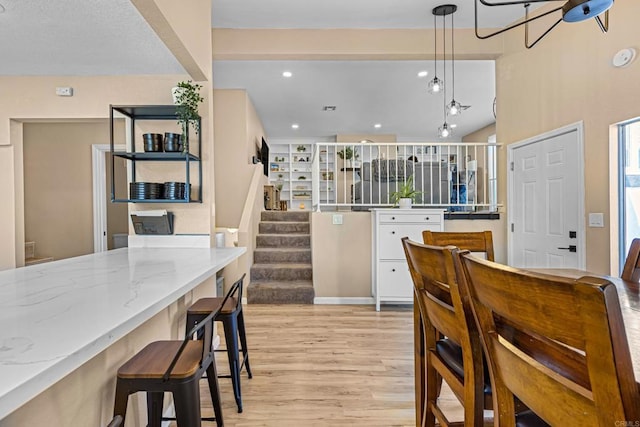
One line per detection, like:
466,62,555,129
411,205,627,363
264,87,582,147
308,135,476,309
0,247,245,420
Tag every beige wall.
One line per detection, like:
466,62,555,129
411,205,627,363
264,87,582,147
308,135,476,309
23,122,111,260
213,89,266,228
496,1,640,274
462,123,496,143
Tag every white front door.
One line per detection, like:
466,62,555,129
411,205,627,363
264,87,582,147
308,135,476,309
508,124,585,269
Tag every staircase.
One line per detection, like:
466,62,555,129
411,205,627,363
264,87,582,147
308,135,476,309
248,211,314,304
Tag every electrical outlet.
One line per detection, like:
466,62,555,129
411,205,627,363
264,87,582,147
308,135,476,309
332,214,343,225
55,87,73,97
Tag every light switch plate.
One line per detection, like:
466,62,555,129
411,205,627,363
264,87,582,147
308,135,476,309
588,213,604,227
332,214,343,225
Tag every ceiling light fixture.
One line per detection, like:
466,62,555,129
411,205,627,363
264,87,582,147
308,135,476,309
475,0,613,49
427,12,442,94
434,5,457,138
291,123,299,129
282,71,293,78
418,70,429,78
374,123,382,129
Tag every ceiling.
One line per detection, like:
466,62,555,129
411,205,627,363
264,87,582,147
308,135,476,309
0,0,539,140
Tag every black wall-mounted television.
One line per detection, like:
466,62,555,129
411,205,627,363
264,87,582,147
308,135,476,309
261,137,270,177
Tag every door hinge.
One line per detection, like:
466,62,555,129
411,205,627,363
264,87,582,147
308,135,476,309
511,223,514,232
510,161,514,171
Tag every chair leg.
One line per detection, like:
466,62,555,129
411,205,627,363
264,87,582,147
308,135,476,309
206,361,225,427
237,310,252,379
113,379,130,424
174,381,202,427
222,316,243,413
146,392,164,427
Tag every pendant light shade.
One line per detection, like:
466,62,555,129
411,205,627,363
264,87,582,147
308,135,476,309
428,77,442,94
427,13,442,94
438,123,451,138
562,0,613,22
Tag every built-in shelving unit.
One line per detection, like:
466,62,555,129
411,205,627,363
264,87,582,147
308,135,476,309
268,142,335,210
109,105,202,203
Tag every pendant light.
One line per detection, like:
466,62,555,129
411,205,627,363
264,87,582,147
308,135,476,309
434,5,456,138
427,13,442,94
446,8,462,116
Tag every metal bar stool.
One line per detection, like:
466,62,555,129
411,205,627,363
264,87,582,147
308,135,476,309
112,291,232,427
186,274,252,413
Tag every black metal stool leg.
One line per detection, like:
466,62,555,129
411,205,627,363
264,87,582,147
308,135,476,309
237,310,252,379
146,391,164,427
113,379,130,424
223,316,243,413
206,360,224,427
174,381,202,427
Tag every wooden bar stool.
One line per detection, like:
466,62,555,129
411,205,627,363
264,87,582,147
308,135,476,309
112,292,231,427
186,274,252,413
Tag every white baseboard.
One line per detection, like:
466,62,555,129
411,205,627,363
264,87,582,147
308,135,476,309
313,297,376,305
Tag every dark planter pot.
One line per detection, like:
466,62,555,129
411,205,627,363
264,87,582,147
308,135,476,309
143,133,163,152
164,133,184,152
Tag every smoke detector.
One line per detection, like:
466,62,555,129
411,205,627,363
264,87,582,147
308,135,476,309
612,48,636,68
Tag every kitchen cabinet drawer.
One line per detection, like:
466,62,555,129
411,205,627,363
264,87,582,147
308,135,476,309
378,212,443,224
378,224,431,259
378,261,413,298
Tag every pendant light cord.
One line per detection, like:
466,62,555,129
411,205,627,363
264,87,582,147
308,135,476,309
442,14,447,121
433,14,437,79
451,12,455,100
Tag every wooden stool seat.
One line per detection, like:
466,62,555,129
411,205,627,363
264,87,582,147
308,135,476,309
117,341,203,379
188,297,237,315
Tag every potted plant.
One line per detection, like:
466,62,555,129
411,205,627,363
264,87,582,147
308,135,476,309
296,145,307,152
391,175,421,209
276,174,284,191
173,80,204,153
337,147,360,168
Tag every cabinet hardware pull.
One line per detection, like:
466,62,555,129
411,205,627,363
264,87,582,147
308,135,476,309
425,217,430,220
392,269,396,272
391,216,395,220
391,231,396,234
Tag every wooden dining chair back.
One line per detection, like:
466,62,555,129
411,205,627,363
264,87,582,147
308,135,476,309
621,237,640,282
422,230,495,261
455,252,640,426
402,237,488,427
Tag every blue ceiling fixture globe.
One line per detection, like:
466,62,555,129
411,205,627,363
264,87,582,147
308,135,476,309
563,0,614,23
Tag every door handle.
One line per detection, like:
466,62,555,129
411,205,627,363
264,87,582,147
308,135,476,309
557,245,577,252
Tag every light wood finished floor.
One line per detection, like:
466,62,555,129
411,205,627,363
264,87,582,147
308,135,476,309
171,304,464,426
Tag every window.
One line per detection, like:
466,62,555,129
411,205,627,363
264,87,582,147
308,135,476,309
618,119,640,271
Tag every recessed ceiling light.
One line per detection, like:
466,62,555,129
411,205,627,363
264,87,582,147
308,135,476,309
291,123,299,129
282,71,293,78
417,71,428,78
450,124,457,128
374,123,382,129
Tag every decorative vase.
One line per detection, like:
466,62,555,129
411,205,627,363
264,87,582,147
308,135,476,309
398,198,412,209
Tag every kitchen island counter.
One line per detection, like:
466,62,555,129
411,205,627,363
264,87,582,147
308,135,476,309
0,246,245,422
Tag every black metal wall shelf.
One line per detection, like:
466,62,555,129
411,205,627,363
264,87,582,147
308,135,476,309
109,104,203,203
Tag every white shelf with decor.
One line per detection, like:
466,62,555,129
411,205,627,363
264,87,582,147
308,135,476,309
268,142,335,211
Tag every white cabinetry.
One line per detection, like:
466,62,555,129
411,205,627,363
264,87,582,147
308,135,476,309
371,208,444,311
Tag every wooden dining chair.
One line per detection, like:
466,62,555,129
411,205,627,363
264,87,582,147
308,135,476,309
621,237,640,282
455,251,640,426
422,230,495,261
402,237,490,427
